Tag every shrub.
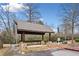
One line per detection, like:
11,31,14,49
0,36,3,48
1,31,16,44
75,39,79,42
74,37,79,42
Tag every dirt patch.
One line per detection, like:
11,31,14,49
0,48,10,56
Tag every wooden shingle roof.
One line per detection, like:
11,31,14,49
15,20,54,33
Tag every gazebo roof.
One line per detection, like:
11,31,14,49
14,20,54,34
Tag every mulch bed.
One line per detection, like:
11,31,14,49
65,46,79,52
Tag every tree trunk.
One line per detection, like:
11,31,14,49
71,19,74,44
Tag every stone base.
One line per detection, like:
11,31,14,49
47,41,52,44
41,41,45,45
46,41,52,47
18,50,25,54
19,42,27,54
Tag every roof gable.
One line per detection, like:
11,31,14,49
15,20,54,33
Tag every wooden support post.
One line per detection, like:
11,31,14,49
42,35,44,40
21,33,25,42
41,34,45,45
49,33,51,41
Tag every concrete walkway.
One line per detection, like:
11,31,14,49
52,49,79,56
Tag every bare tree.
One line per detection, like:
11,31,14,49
59,18,72,40
61,4,79,44
22,3,42,24
0,4,17,43
0,5,9,32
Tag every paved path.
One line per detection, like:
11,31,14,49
25,49,79,56
52,49,79,56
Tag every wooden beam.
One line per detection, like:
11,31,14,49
17,30,45,35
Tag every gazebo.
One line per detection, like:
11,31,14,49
14,20,54,43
